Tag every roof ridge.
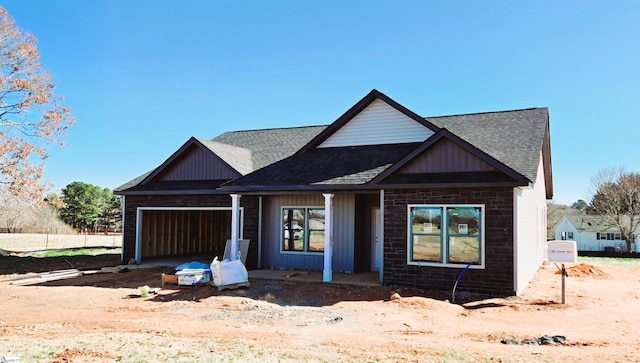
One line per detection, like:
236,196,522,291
424,107,547,119
213,124,328,138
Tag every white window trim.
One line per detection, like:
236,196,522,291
280,205,325,255
406,204,485,269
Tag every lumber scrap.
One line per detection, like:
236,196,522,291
10,269,82,286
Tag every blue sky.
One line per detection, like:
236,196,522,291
2,1,639,205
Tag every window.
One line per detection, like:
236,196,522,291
282,207,325,253
408,205,484,268
567,231,574,240
598,232,621,240
562,231,574,240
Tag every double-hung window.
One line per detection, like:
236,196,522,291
408,205,484,268
282,207,325,253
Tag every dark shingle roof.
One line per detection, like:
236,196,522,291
225,108,549,191
115,125,327,193
426,108,549,183
207,126,328,174
563,215,622,233
116,97,550,195
225,143,420,188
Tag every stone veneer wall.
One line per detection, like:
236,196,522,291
383,187,515,296
122,194,259,269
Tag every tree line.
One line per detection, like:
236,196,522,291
46,182,122,233
565,168,640,253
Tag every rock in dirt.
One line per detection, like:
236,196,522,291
501,335,567,345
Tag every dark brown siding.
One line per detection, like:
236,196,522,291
398,139,496,174
122,194,259,269
383,187,515,296
157,145,239,181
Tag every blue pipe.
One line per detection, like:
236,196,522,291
451,262,474,303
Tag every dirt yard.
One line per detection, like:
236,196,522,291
1,253,640,362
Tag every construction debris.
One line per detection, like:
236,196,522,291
9,264,157,286
10,269,82,286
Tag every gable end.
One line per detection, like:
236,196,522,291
299,89,439,153
396,138,498,174
372,128,530,186
318,99,435,148
153,144,241,182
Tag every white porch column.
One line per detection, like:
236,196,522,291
323,193,334,282
230,194,242,261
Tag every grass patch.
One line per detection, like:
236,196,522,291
579,256,640,267
0,248,122,275
33,247,121,258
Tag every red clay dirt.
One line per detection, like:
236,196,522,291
1,255,640,362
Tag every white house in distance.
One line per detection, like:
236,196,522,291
554,215,640,252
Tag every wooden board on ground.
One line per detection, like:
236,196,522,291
214,282,250,291
161,273,179,286
10,269,83,285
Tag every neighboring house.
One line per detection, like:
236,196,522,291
115,89,552,296
554,215,640,252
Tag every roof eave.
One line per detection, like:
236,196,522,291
221,180,527,194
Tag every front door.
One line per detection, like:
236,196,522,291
371,208,381,271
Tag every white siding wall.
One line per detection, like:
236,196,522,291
319,99,433,148
553,218,636,251
553,217,580,246
513,155,548,295
576,232,627,252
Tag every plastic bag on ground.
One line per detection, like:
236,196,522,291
210,257,248,286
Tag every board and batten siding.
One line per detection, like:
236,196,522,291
397,138,497,174
263,194,355,272
157,145,239,181
513,155,547,295
318,99,433,148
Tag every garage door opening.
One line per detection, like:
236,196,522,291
138,208,237,260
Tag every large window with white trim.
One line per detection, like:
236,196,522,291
282,207,325,253
408,205,484,267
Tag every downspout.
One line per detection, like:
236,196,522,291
379,189,384,284
258,196,263,268
513,188,519,295
120,195,125,263
135,207,142,264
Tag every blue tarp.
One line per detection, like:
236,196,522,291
175,261,211,271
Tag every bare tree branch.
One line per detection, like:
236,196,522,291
0,7,74,206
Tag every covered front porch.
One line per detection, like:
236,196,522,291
227,191,385,284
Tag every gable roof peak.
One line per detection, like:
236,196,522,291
298,89,439,153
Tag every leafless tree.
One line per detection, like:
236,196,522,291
0,7,74,206
587,168,640,252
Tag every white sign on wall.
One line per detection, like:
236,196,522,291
547,240,578,263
